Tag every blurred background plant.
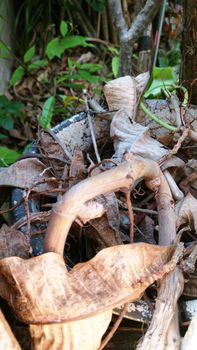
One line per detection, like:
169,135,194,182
0,0,184,165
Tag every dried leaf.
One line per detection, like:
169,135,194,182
0,243,177,324
90,214,121,247
110,111,167,162
104,192,120,232
104,76,137,115
30,311,112,350
176,193,197,232
69,147,86,186
0,224,29,258
0,309,21,349
0,158,55,192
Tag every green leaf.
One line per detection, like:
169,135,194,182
28,59,48,70
0,115,14,130
61,36,93,50
60,20,68,37
46,36,93,60
40,96,55,128
77,63,103,72
0,41,11,59
9,66,25,86
0,146,20,166
57,74,81,84
78,70,100,84
112,56,119,77
46,38,62,60
61,82,85,89
143,67,177,99
24,45,35,63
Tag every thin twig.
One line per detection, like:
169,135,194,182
98,303,128,350
124,190,134,242
12,211,51,230
159,127,190,165
84,91,101,163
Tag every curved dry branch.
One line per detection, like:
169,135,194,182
44,156,176,255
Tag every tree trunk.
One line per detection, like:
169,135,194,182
0,0,13,94
181,0,197,104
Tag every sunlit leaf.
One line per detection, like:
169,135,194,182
40,96,55,129
9,66,25,86
0,147,20,166
143,67,177,99
24,45,35,63
46,38,62,60
112,56,119,77
60,20,68,37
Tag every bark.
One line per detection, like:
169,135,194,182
108,0,161,76
181,0,197,104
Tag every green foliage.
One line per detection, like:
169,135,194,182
158,43,181,68
0,40,11,59
85,0,106,12
143,67,177,99
9,66,25,87
39,96,55,129
111,56,119,77
24,45,35,63
0,146,20,166
60,20,68,37
46,35,93,60
0,96,24,131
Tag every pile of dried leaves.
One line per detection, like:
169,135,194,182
0,74,197,349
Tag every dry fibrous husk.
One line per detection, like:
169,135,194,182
30,311,112,350
0,309,21,350
0,243,179,324
0,158,56,192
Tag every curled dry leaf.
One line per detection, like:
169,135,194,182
103,74,149,117
30,311,112,350
0,224,30,258
176,193,197,232
104,76,137,115
0,309,21,350
0,243,177,324
110,112,167,162
0,158,55,192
